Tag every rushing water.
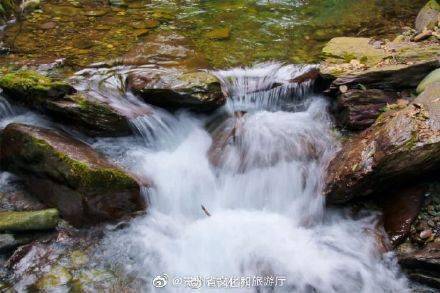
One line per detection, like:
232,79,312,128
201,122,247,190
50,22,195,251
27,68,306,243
63,63,407,292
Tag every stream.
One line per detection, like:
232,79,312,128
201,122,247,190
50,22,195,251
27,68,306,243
0,0,434,291
1,63,410,291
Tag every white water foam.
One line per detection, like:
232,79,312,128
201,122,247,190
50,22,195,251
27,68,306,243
94,63,408,292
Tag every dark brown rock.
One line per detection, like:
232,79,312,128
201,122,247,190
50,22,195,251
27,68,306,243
325,83,440,203
127,69,225,112
0,123,147,227
398,242,440,288
329,60,440,93
334,89,398,131
380,186,425,247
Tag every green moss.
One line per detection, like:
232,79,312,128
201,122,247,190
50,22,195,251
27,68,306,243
17,130,138,191
0,70,53,91
0,70,72,102
35,265,72,291
0,209,59,231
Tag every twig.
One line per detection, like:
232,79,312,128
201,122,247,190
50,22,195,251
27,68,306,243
201,205,211,217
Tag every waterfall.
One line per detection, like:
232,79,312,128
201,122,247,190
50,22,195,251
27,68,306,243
95,63,408,292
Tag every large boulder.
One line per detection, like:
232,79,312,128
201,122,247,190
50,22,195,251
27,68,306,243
127,69,225,112
333,89,398,131
0,70,133,136
325,82,440,203
0,123,146,226
415,0,440,33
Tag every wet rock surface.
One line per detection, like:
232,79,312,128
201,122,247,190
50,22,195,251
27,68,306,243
333,89,398,131
380,186,425,247
0,123,146,226
325,82,440,203
127,69,225,112
0,70,135,136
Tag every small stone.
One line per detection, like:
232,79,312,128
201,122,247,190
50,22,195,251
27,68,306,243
420,229,433,239
40,21,57,30
144,19,160,29
84,10,108,17
109,0,127,8
428,220,435,227
412,30,433,42
372,40,384,49
396,99,409,108
339,85,348,93
204,27,231,40
134,29,150,38
73,39,94,49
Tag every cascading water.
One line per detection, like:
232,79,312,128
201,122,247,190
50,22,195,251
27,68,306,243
89,63,409,292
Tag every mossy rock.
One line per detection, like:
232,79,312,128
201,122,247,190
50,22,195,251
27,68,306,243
321,37,386,67
0,209,59,231
415,0,440,32
0,123,147,226
0,70,75,105
45,93,133,136
204,27,231,40
417,68,440,93
0,70,133,136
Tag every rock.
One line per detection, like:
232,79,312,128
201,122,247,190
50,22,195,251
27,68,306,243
44,93,134,136
325,82,440,203
0,209,59,231
398,242,440,288
420,229,434,239
380,186,425,247
0,234,27,253
144,19,160,29
127,69,225,112
34,265,72,291
333,89,398,131
0,71,134,136
320,37,440,92
322,37,387,67
0,190,46,212
84,10,108,17
40,21,57,30
109,0,127,8
415,0,440,33
0,232,48,253
0,123,146,226
417,68,440,93
327,60,440,93
204,27,231,40
412,30,433,42
0,70,75,103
